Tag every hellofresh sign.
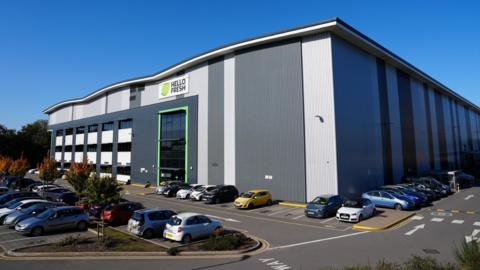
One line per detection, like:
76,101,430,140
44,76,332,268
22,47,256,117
158,75,189,99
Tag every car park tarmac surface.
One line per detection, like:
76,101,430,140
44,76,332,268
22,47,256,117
1,181,479,270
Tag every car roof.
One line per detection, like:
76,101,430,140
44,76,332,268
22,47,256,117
18,199,47,204
315,194,337,199
174,212,202,219
136,208,171,214
248,189,269,193
51,206,82,211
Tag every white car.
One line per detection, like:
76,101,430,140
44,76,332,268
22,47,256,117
190,185,217,201
163,212,223,243
336,198,375,223
0,199,47,222
176,184,204,199
32,185,58,193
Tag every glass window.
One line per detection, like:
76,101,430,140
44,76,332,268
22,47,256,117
102,122,114,131
119,119,132,129
65,128,73,135
55,146,62,152
87,144,97,152
75,145,84,152
100,165,112,173
101,143,113,152
55,130,63,136
76,126,85,133
88,125,98,133
64,145,72,152
117,166,131,175
118,143,131,152
159,110,186,181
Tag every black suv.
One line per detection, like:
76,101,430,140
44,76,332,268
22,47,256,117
203,185,239,204
163,182,190,197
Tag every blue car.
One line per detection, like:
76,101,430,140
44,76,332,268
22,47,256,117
380,186,426,207
304,195,343,218
362,190,414,210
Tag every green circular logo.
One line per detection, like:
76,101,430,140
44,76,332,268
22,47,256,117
161,83,170,96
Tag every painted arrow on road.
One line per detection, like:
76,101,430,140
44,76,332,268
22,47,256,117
465,229,480,243
464,195,474,200
206,214,240,223
405,224,425,236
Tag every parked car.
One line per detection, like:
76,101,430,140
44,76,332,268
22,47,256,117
234,189,273,209
176,184,203,199
203,185,239,204
0,199,47,223
56,192,78,205
163,182,190,197
1,176,19,188
190,185,218,201
0,191,40,208
4,178,39,190
406,176,450,196
362,190,414,210
155,181,183,195
396,183,437,202
163,212,223,243
336,198,375,223
15,206,89,236
0,187,9,195
380,186,426,207
38,187,74,201
101,202,143,225
32,184,60,193
4,202,65,227
432,171,474,189
127,208,177,238
88,204,109,218
305,195,343,218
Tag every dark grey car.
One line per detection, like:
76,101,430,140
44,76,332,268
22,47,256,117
304,195,343,218
4,202,65,228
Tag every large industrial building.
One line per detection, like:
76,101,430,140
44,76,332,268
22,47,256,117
45,18,480,202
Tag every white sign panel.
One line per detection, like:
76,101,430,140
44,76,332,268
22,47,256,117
158,75,189,99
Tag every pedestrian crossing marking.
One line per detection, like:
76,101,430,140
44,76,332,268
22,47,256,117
411,215,424,220
451,220,464,224
431,218,444,222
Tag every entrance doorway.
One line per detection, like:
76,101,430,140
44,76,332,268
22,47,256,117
157,107,188,185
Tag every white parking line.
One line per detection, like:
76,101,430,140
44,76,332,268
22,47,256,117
269,231,369,250
268,208,294,216
292,215,304,220
0,231,13,235
411,215,424,220
452,220,464,224
431,218,444,222
320,217,336,224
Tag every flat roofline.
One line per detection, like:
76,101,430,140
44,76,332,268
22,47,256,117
44,17,479,114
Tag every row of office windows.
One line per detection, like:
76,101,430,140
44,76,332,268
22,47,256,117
55,143,132,153
55,119,132,136
100,165,131,175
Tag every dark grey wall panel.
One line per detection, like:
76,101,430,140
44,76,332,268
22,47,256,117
423,84,435,170
49,96,198,186
235,39,306,202
397,70,417,176
208,57,224,185
434,91,449,169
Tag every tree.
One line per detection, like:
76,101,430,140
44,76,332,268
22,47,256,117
0,156,13,175
9,156,30,177
38,152,59,184
86,175,122,206
65,159,93,196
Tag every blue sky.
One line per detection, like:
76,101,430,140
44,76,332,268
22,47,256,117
1,0,479,130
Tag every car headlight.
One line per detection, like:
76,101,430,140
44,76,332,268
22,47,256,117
350,213,357,216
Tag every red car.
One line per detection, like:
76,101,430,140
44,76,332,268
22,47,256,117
101,202,143,225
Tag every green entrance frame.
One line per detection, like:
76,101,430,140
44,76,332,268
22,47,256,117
157,106,189,185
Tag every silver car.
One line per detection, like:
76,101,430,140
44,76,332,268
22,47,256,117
15,206,89,236
4,202,65,228
127,208,177,238
163,212,223,243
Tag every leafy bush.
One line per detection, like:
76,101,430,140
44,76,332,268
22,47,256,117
199,232,251,251
38,152,59,184
56,235,85,247
96,235,115,249
65,159,93,196
455,240,480,270
167,247,179,256
86,175,122,206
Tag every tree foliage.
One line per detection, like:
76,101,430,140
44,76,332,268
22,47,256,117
0,156,13,175
86,175,122,206
9,155,30,177
65,159,93,196
38,152,59,184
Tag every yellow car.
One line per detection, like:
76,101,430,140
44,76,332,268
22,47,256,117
234,189,273,209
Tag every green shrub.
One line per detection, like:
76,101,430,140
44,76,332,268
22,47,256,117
455,240,480,270
56,235,83,247
167,247,179,256
96,235,115,249
199,233,250,251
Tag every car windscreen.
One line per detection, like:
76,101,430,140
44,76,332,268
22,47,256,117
167,216,182,226
7,201,23,209
241,192,255,198
193,185,203,191
205,187,217,192
311,197,328,205
131,212,143,221
343,200,362,208
36,209,54,219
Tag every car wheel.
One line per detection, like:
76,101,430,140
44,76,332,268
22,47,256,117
394,204,402,211
77,221,88,231
142,229,154,239
215,198,221,204
248,203,254,209
214,226,224,235
185,194,190,199
358,214,363,222
182,234,192,244
266,199,273,206
31,226,44,237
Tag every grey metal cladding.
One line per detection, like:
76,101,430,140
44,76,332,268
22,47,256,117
423,84,435,170
434,90,449,169
331,35,384,197
235,39,306,202
465,106,473,150
129,84,143,109
208,57,225,185
397,70,417,176
48,96,198,185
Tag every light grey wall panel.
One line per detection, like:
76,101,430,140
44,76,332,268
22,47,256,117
83,96,106,119
107,87,130,113
302,33,338,201
428,88,441,170
208,58,224,185
331,35,384,197
385,63,404,183
410,78,430,173
49,105,73,125
224,54,236,186
73,104,85,120
235,39,306,202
